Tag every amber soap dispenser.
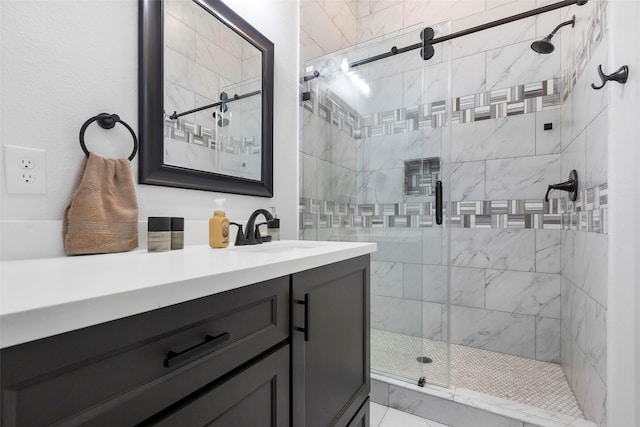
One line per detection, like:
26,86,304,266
209,199,230,248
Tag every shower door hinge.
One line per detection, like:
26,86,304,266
418,376,426,387
301,91,311,101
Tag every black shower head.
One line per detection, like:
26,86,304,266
531,15,575,54
531,36,555,54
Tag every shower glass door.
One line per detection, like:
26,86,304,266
300,22,452,388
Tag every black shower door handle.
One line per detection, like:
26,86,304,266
435,180,443,225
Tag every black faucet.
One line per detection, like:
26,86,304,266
231,209,274,246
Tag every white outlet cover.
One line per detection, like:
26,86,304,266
4,145,47,194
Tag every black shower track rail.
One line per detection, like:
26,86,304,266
169,90,262,120
304,0,588,79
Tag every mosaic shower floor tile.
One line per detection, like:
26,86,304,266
371,329,584,419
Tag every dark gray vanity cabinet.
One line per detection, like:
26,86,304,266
291,255,371,427
0,276,290,427
0,254,370,427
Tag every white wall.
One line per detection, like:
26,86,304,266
607,1,640,425
0,0,299,260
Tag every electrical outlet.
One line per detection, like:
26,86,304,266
4,145,47,194
18,158,36,169
20,172,36,184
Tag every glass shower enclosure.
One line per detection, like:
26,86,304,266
300,23,453,388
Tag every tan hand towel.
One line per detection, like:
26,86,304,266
64,152,139,255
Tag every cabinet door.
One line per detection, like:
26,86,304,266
292,255,370,427
146,344,290,427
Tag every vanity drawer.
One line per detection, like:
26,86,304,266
0,276,289,427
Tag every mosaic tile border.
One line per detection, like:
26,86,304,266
164,114,261,155
302,79,560,140
561,0,607,101
299,183,608,234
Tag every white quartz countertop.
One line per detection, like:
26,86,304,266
0,240,376,349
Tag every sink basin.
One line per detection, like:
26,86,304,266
228,241,323,254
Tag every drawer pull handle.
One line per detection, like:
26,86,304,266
295,293,310,342
164,332,230,368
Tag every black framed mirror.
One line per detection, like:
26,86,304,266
139,0,274,196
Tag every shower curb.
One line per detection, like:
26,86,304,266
371,373,597,427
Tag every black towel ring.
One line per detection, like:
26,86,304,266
79,113,138,161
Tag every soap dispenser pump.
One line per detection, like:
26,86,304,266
209,199,230,248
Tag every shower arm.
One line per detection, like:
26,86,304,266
169,90,261,120
546,17,576,39
313,0,588,73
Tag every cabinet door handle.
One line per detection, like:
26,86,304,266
164,332,230,368
435,180,443,225
295,293,310,342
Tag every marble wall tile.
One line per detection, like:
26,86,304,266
357,3,403,43
451,114,536,163
562,230,608,308
164,13,196,61
324,0,357,45
372,261,404,298
451,229,536,272
190,62,223,100
368,133,409,170
568,40,609,144
371,228,423,264
372,295,423,336
450,161,486,201
164,47,192,92
388,384,524,427
450,1,536,59
585,106,608,189
450,267,485,309
318,127,357,170
535,229,561,274
164,81,196,117
562,276,586,350
357,168,404,204
196,38,241,83
486,154,561,201
403,68,424,108
301,153,318,199
421,128,444,160
486,40,561,90
535,109,562,155
485,269,561,318
560,130,586,193
361,73,405,115
535,317,560,362
423,264,449,304
423,227,443,265
403,0,486,30
581,363,607,427
404,263,423,300
450,305,536,358
421,53,487,103
584,297,606,382
423,302,443,340
301,0,343,55
301,29,326,63
165,0,196,27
